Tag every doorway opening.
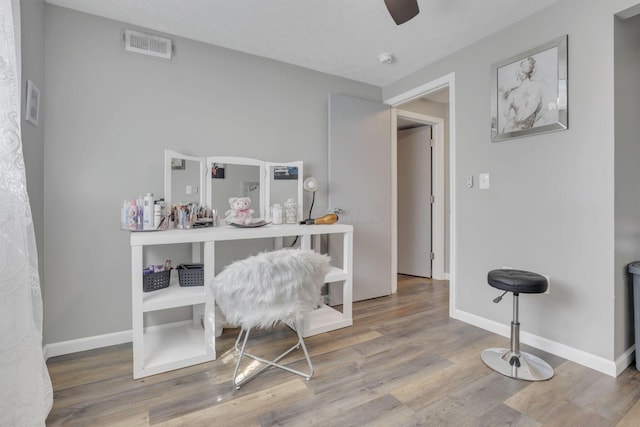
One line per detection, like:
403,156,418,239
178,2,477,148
396,116,433,278
384,73,456,313
396,108,446,281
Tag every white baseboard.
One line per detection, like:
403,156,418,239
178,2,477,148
42,312,637,378
615,345,636,376
43,330,132,360
443,273,450,280
42,321,195,360
451,308,634,378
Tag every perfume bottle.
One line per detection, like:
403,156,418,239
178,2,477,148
284,198,297,224
127,198,138,230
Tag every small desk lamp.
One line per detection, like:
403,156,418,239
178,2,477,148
303,177,318,221
301,177,338,225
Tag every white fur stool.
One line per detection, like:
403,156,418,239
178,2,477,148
211,248,331,389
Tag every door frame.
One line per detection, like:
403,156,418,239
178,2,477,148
395,110,444,282
384,73,456,315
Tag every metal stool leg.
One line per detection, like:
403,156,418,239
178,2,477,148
481,293,554,381
231,319,314,389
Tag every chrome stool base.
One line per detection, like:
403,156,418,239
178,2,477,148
482,269,554,382
481,347,554,381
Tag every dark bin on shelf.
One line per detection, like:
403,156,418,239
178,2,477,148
142,269,171,292
628,261,640,370
177,263,204,287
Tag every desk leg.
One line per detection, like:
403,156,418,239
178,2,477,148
204,241,216,359
343,231,353,321
191,242,201,263
275,236,284,249
131,245,144,379
192,242,203,327
301,234,311,250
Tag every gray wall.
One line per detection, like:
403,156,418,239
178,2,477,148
614,12,640,356
43,5,380,344
384,0,640,362
35,0,640,368
20,0,45,296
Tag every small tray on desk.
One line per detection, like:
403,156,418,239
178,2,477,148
230,220,270,228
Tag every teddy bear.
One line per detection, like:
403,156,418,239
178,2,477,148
224,197,255,225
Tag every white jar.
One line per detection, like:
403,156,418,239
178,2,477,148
271,203,283,225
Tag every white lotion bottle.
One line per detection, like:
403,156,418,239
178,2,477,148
120,200,128,230
143,193,154,230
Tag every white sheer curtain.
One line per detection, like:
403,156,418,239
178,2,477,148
0,0,53,425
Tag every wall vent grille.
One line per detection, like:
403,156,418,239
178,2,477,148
124,29,172,59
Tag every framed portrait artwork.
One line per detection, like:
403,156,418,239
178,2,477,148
491,35,568,142
26,80,40,126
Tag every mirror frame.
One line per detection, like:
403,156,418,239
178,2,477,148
265,160,304,221
164,150,304,223
205,156,266,220
164,150,207,209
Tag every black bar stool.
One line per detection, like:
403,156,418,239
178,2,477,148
481,269,554,381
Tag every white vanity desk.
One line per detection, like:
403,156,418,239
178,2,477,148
130,223,353,379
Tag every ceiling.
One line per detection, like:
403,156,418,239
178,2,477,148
45,0,561,87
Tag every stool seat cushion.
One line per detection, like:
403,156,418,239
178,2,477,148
487,269,548,294
211,249,332,329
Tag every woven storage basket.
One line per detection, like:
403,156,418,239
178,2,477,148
143,269,171,292
177,263,204,287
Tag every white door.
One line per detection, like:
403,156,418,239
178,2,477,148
397,127,432,277
328,94,392,302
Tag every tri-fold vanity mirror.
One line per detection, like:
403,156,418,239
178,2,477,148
164,150,304,225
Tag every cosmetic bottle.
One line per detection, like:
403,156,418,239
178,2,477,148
284,198,297,224
127,198,138,230
143,193,154,230
153,203,162,229
136,196,144,230
120,200,128,230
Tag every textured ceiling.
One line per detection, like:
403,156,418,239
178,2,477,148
45,0,561,87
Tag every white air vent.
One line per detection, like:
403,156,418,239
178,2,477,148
124,29,172,59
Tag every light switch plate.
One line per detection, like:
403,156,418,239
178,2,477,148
466,175,473,188
479,173,490,189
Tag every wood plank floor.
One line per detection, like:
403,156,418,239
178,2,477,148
46,275,640,426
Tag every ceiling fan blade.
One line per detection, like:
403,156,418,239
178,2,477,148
384,0,420,25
